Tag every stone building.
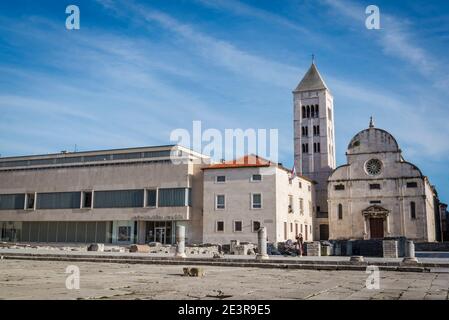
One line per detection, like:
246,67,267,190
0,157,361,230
327,119,438,242
202,155,314,244
293,61,336,240
0,145,209,245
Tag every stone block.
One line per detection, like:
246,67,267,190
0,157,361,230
183,267,205,277
87,243,104,252
383,240,398,258
306,241,321,256
129,244,150,253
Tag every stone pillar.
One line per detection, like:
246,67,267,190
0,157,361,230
137,221,146,245
346,240,353,256
402,240,419,264
256,227,269,260
383,239,398,258
175,225,187,258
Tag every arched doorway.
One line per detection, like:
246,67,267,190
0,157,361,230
362,205,390,239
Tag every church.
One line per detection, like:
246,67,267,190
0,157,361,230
293,62,441,242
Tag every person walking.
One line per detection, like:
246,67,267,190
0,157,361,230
295,233,304,257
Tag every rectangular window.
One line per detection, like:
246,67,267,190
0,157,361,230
407,182,418,188
298,182,302,189
251,174,262,182
411,202,416,219
284,222,287,240
37,192,81,209
252,193,262,209
147,189,157,207
290,223,293,232
94,190,144,208
216,221,224,232
215,175,226,183
26,193,35,210
158,188,186,207
369,184,381,190
0,194,25,210
216,194,225,210
234,221,243,232
370,200,381,204
299,198,304,215
288,195,293,213
252,221,261,232
334,184,345,190
82,191,92,209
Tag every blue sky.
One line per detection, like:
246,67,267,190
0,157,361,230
0,0,448,200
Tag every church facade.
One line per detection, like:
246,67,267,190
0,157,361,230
327,119,438,242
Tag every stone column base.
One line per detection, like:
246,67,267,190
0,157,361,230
255,254,269,260
402,257,419,264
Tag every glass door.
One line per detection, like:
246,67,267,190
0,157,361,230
155,227,166,243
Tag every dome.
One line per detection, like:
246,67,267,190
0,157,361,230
347,119,399,155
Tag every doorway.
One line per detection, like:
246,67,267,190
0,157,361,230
146,221,174,244
370,218,384,238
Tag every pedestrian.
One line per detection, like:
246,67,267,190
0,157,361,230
296,233,304,257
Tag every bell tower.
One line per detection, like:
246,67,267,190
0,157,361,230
293,61,336,240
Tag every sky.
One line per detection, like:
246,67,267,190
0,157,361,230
0,0,448,200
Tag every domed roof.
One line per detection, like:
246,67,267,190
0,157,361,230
347,118,399,155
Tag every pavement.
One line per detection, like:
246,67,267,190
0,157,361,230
0,259,448,300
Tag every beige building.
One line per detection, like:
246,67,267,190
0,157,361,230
202,155,314,244
293,62,336,241
0,145,209,245
327,119,438,242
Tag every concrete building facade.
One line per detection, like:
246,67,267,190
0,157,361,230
293,62,336,240
0,145,209,245
202,155,314,244
327,120,438,242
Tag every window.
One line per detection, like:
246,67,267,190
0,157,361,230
94,190,144,208
301,224,303,233
306,106,310,118
369,184,381,190
252,221,261,232
82,191,92,209
407,182,418,188
252,193,262,209
328,107,332,121
317,143,320,153
410,201,416,219
311,105,315,118
295,223,298,236
338,204,343,220
216,221,224,232
299,198,304,214
315,105,319,117
284,222,287,240
317,206,321,213
302,126,308,137
302,106,306,119
158,188,187,207
251,174,262,182
298,182,302,189
370,200,381,204
234,221,243,232
334,184,345,190
0,194,25,210
147,189,157,207
215,175,226,183
290,223,293,232
313,143,317,153
365,159,382,176
37,192,81,210
216,195,225,210
288,195,293,213
309,200,313,217
26,193,35,210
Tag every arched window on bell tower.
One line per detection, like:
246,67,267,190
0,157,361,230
302,106,306,119
315,104,319,117
306,105,310,118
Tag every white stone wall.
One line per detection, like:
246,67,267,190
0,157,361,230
202,166,313,244
328,127,437,242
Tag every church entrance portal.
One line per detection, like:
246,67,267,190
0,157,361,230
369,218,384,238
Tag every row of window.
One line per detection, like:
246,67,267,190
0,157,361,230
0,150,173,168
301,126,320,137
215,193,262,210
301,143,321,154
283,222,312,241
334,181,419,191
215,174,262,183
215,220,261,233
301,105,319,119
335,201,418,220
0,188,191,210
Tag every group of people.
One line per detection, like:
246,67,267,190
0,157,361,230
295,233,304,257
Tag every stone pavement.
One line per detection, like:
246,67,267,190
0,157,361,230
0,259,448,300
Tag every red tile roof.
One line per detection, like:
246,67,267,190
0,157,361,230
203,155,272,170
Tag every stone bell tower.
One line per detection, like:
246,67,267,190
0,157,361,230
293,61,336,240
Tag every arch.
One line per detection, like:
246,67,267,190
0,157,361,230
311,105,315,118
315,104,319,117
306,105,310,118
302,106,306,119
